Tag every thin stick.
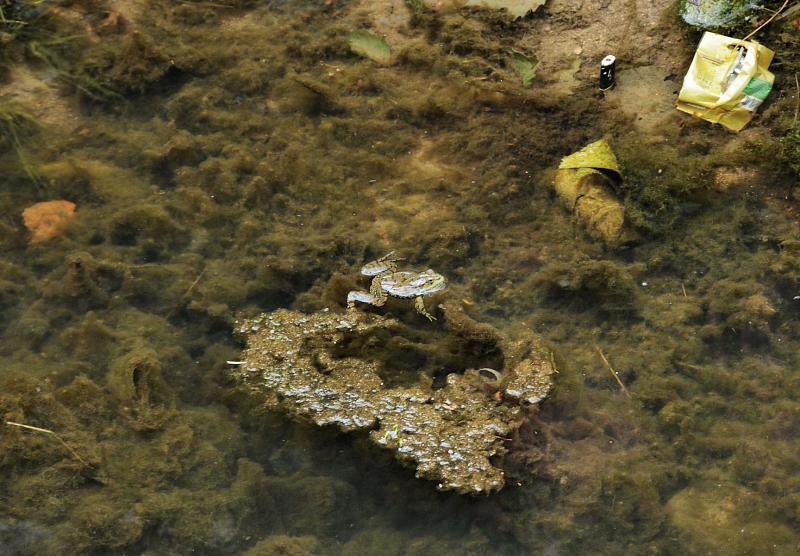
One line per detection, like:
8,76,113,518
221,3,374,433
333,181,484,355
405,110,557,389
166,268,205,318
5,420,90,467
594,345,632,399
181,269,205,299
681,283,688,298
677,361,705,371
743,0,789,41
793,72,799,128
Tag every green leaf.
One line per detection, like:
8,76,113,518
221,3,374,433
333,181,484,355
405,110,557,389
348,30,392,65
508,50,539,88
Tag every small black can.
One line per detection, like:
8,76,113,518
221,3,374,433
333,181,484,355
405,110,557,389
599,55,616,91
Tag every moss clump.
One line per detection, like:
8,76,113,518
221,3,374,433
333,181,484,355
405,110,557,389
528,258,640,316
108,204,187,251
768,240,800,297
616,142,712,237
243,535,321,556
706,279,776,342
78,31,174,95
780,128,800,177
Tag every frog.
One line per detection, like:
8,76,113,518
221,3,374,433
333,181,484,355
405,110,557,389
346,251,447,321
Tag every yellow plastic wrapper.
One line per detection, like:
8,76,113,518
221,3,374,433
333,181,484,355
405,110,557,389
677,31,774,132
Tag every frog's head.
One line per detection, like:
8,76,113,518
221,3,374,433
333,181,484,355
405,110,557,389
416,269,447,295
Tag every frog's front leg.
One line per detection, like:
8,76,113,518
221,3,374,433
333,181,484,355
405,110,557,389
414,296,436,321
369,275,388,306
361,251,403,276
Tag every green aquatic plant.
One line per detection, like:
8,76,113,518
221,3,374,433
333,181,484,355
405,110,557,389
0,0,47,37
0,0,50,75
0,1,119,99
29,39,120,100
0,100,38,181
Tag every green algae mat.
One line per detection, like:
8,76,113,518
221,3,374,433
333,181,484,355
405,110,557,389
1,0,800,554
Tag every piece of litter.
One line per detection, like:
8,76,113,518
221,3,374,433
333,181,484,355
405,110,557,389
677,32,774,132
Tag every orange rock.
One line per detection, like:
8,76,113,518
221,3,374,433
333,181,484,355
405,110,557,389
22,200,76,244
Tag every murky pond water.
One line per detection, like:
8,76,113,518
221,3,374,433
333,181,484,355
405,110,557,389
2,0,800,554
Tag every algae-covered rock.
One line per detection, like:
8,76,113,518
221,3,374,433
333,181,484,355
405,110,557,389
554,140,636,245
234,305,556,495
679,0,757,29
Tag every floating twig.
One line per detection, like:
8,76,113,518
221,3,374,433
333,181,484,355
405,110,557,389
5,420,90,466
594,345,632,399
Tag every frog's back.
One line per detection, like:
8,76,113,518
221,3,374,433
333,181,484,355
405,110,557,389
380,270,446,298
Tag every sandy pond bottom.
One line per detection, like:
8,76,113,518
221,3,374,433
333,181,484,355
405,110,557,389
1,0,800,554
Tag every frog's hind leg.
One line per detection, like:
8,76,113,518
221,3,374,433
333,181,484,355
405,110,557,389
347,290,378,310
414,296,436,321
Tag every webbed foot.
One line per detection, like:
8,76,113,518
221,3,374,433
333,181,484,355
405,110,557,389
414,296,436,321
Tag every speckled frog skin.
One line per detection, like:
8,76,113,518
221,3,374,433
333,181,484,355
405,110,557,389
347,251,447,320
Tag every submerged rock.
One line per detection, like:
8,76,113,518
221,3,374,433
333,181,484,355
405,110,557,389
233,305,556,495
679,0,757,29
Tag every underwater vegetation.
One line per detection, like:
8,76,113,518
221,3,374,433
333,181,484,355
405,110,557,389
0,1,71,82
0,0,800,554
782,127,800,176
0,100,36,178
